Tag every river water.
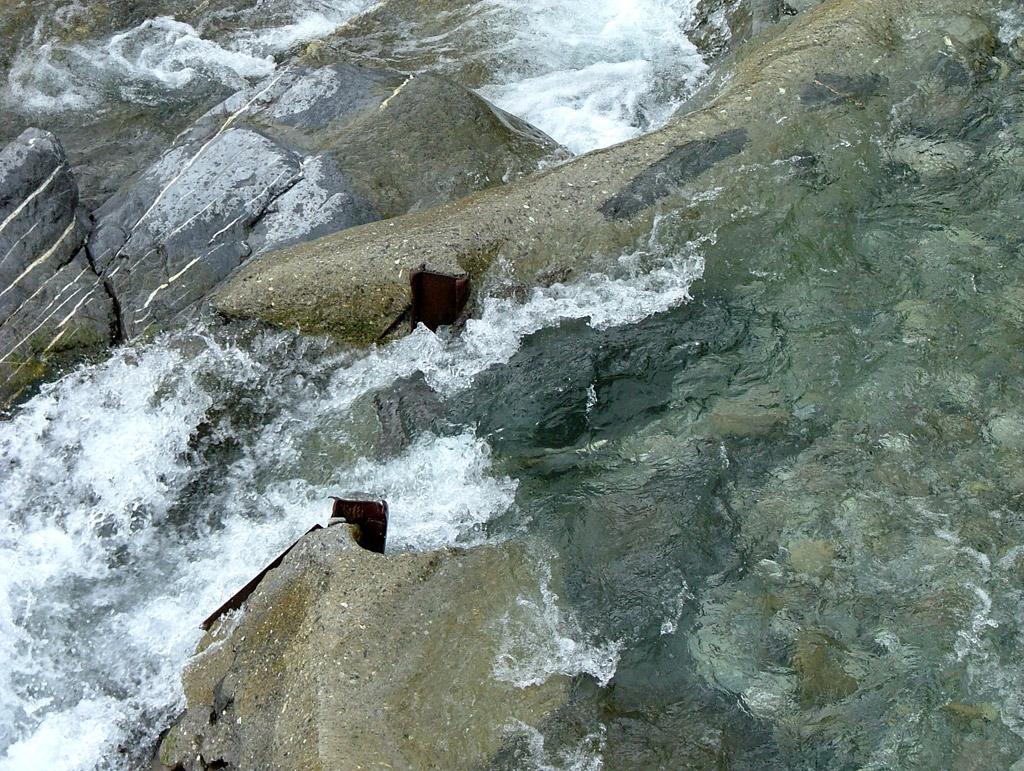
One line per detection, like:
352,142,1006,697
4,0,1024,769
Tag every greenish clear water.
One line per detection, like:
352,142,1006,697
5,0,1024,768
457,23,1024,766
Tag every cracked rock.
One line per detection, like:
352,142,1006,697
0,128,112,404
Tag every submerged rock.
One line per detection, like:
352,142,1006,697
0,128,113,404
157,527,569,771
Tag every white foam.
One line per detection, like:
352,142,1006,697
473,0,707,152
341,433,518,552
502,720,606,771
999,8,1024,43
0,697,122,771
108,17,274,91
0,317,526,766
4,16,275,113
2,0,382,112
224,6,373,58
0,238,702,765
326,242,704,410
479,60,663,154
492,558,621,688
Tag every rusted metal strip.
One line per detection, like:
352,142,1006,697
200,524,323,631
330,497,388,554
410,269,469,331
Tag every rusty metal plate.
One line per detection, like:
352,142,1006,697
410,269,469,331
200,523,324,631
330,497,388,554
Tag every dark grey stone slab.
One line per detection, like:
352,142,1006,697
0,129,113,402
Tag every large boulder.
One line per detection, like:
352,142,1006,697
0,128,113,404
156,527,569,771
215,0,949,343
88,61,563,340
88,127,308,340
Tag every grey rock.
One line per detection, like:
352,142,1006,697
158,527,568,771
0,129,81,317
325,72,569,219
0,129,112,403
89,60,562,340
89,127,304,339
782,0,825,13
599,128,748,220
247,154,379,257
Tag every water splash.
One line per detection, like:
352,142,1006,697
474,0,707,152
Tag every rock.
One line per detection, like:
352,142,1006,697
599,128,748,220
323,73,569,220
89,127,305,340
214,0,962,344
157,526,569,771
985,413,1024,450
687,0,826,60
790,631,858,708
711,385,788,437
0,128,113,404
88,61,562,340
887,135,975,177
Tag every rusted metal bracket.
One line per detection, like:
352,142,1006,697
199,498,390,631
410,268,469,332
330,497,388,554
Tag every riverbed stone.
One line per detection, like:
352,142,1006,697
0,128,113,404
157,526,569,771
710,384,788,437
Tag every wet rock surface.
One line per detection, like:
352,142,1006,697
213,0,941,342
156,526,569,771
210,0,1024,766
0,128,113,403
599,128,748,220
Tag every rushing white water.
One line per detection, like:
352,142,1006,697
0,0,714,766
3,1,379,113
2,0,706,153
474,0,707,152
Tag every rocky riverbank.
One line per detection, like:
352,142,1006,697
156,527,570,770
